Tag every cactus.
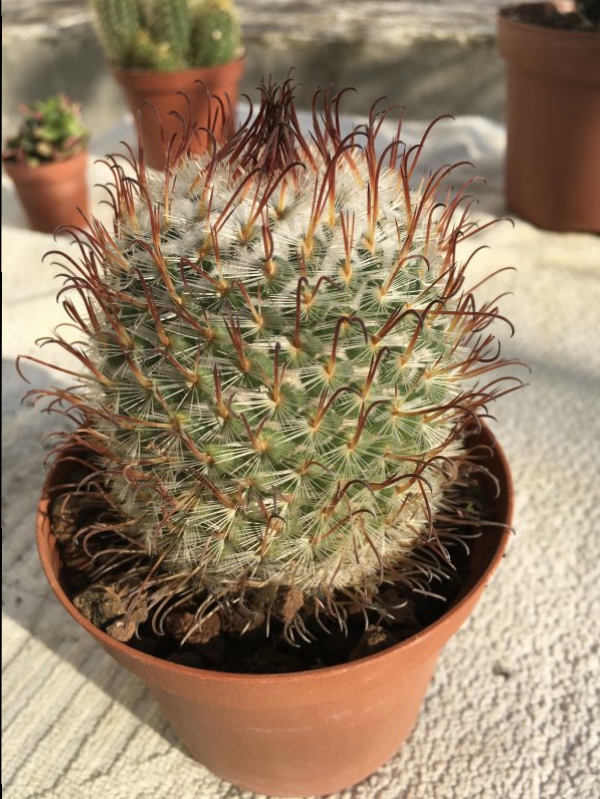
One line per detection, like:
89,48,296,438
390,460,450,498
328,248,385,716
27,83,519,641
189,0,242,67
91,0,141,65
2,95,89,167
128,29,186,71
91,0,243,70
153,0,192,66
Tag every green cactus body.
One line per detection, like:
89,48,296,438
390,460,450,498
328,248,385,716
189,0,241,67
30,85,518,628
91,0,242,71
153,0,192,67
128,30,184,71
91,0,141,64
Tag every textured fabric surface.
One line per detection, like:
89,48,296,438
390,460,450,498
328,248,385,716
2,115,600,799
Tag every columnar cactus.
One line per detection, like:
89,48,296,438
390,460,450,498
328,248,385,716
90,0,142,65
189,0,242,67
28,83,519,635
2,95,89,167
91,0,243,71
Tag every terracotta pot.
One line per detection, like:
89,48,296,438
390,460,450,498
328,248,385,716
37,425,513,797
3,152,89,234
113,57,245,171
498,4,600,233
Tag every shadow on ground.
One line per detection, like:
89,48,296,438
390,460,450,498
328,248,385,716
1,358,183,750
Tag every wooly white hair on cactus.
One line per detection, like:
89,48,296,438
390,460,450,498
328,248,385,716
25,81,519,634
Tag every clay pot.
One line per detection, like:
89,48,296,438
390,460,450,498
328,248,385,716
113,57,245,171
37,425,513,797
3,152,89,234
498,4,600,233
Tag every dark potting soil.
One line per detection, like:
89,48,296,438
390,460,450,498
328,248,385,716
50,471,473,675
503,3,600,31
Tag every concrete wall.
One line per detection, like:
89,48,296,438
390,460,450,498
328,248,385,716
2,1,507,138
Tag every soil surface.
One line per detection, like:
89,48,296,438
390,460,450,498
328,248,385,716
502,3,600,31
50,462,473,675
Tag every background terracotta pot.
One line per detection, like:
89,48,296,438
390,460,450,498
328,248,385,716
3,152,89,234
113,57,245,170
498,4,600,233
37,425,513,797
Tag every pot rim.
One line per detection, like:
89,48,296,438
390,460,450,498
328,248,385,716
497,3,600,82
3,150,89,177
111,54,247,82
37,424,513,685
498,3,600,39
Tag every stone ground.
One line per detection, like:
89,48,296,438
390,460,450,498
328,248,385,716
3,113,600,799
3,0,508,136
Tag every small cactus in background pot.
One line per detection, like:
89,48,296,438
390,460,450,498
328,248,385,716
2,95,89,167
2,95,89,233
90,0,246,170
28,82,520,657
91,0,243,71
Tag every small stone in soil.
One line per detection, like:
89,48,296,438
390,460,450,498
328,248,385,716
165,610,221,645
349,626,400,662
73,586,126,628
221,607,266,640
106,616,137,642
128,597,149,625
273,587,304,623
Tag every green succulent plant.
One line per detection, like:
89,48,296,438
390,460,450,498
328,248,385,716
91,0,243,71
27,83,520,641
2,95,89,167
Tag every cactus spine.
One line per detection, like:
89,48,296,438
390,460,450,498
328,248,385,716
91,0,141,65
189,0,241,67
153,0,192,66
29,83,519,635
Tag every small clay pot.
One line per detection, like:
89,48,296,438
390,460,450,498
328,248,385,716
37,425,513,797
113,57,246,171
498,4,600,233
3,152,89,234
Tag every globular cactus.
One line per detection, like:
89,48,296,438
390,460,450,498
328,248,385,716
91,0,243,70
2,95,89,166
28,83,519,636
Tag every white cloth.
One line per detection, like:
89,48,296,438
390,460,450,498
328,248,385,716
3,114,600,799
